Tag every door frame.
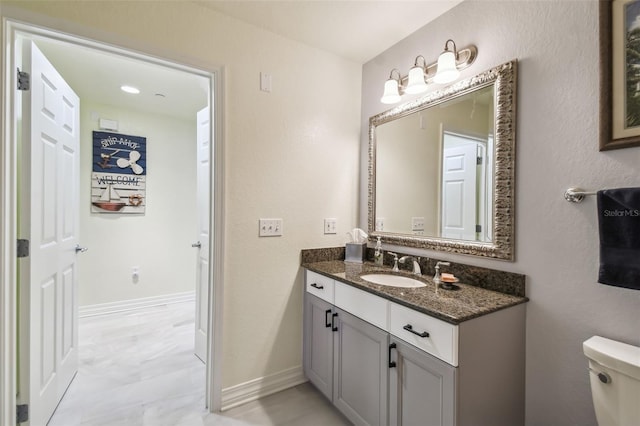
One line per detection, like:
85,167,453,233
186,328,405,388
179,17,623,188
0,15,225,424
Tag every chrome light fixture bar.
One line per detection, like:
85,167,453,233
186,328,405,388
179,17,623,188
380,40,478,104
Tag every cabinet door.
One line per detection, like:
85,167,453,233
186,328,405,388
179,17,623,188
389,337,456,426
303,293,334,400
333,308,389,426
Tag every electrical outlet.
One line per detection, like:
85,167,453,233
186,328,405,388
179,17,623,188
259,218,283,237
411,217,425,231
376,218,385,231
324,218,337,234
132,266,140,284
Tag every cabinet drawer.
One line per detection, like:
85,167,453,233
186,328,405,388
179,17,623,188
334,281,388,330
390,302,458,366
306,270,334,303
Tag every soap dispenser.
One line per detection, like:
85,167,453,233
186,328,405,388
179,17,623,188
374,237,384,266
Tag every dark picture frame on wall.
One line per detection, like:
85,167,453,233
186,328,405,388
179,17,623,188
600,0,640,150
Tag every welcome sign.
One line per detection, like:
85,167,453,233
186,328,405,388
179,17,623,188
91,131,147,214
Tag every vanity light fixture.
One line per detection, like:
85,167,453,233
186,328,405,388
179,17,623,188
405,56,429,95
433,40,461,84
380,69,402,104
380,39,477,104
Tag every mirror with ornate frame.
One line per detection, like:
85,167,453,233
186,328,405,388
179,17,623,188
368,60,517,260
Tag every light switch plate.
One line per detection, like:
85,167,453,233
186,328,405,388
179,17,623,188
324,218,337,234
260,72,272,93
259,218,282,237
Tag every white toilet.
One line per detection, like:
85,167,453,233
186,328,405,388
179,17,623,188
583,336,640,426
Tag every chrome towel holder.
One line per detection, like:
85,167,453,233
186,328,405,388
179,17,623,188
564,187,597,203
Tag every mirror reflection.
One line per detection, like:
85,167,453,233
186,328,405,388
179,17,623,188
375,85,494,241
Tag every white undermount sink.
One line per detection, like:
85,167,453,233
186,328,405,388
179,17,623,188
360,273,426,288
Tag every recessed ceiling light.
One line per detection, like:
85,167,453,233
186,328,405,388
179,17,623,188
121,85,140,94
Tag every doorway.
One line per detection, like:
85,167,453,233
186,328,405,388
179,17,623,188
0,19,224,424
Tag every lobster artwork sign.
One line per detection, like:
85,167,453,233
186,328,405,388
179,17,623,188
91,131,147,214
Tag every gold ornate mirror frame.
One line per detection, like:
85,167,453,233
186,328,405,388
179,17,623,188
368,60,517,260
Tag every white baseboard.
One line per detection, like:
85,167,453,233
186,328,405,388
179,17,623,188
221,366,307,411
79,291,195,318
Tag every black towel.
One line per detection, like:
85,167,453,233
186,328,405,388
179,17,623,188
597,188,640,290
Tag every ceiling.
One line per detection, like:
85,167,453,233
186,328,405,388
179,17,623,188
196,0,463,64
28,0,462,121
31,35,210,121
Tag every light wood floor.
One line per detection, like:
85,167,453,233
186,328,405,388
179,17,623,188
48,301,350,426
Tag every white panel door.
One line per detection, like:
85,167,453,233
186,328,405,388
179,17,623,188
194,106,210,362
441,143,477,240
18,41,81,426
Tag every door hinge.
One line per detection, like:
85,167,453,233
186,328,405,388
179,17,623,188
17,68,30,91
17,239,30,258
476,224,482,233
16,404,28,423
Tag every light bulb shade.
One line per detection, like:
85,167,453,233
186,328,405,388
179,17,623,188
405,66,428,94
434,50,459,84
380,78,401,104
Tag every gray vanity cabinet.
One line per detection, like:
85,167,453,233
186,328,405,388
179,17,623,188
388,336,455,426
333,306,389,426
304,292,388,426
303,292,334,400
303,268,525,426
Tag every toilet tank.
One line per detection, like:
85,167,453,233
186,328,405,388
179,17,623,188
583,336,640,426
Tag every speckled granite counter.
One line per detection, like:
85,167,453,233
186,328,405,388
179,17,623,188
302,259,528,325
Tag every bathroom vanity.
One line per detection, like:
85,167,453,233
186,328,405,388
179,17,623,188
302,257,527,426
307,56,525,426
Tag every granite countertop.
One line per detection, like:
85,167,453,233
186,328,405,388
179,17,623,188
303,260,528,325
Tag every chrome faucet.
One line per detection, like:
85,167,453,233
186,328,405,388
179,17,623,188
388,252,399,272
433,261,451,283
399,256,421,275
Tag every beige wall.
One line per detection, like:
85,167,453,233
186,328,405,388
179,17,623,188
1,0,361,390
78,102,197,306
361,1,640,425
376,112,439,234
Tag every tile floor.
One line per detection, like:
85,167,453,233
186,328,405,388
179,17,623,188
48,301,350,426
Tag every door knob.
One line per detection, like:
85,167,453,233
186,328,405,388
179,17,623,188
75,244,88,253
191,241,202,248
